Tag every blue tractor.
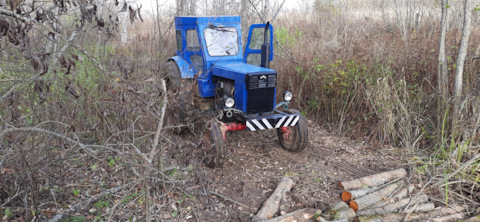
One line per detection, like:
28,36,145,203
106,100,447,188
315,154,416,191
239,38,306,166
166,16,308,167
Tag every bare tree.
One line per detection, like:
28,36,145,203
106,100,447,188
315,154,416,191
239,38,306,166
437,0,449,125
454,0,471,105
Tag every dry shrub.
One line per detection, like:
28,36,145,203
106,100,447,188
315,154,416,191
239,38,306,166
272,1,479,147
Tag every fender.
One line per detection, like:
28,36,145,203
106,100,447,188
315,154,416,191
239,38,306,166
168,56,195,79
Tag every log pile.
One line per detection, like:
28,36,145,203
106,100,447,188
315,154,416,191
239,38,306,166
253,169,476,222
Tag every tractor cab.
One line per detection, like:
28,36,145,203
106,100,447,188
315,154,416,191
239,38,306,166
167,16,308,168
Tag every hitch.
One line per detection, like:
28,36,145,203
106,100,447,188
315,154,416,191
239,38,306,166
219,122,247,140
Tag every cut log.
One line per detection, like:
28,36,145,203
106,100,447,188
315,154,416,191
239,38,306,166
322,201,355,220
411,202,435,212
359,206,460,222
331,207,356,220
358,214,403,222
252,177,295,221
339,168,407,190
349,182,402,212
318,217,350,222
332,201,349,210
263,208,321,222
370,184,415,209
341,186,377,201
356,194,429,216
429,213,466,222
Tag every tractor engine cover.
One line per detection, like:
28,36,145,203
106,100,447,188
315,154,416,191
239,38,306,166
212,62,277,114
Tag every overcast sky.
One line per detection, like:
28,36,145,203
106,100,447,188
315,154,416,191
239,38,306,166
131,0,304,17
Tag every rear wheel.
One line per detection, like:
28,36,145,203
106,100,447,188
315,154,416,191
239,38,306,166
202,121,226,168
277,109,308,152
165,61,195,132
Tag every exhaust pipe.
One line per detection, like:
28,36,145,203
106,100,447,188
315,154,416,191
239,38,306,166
260,22,270,68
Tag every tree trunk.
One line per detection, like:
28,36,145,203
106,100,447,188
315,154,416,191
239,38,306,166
264,208,320,222
356,194,429,216
252,177,295,221
176,0,184,16
437,0,449,128
121,12,128,44
339,168,407,190
453,0,472,124
349,182,403,212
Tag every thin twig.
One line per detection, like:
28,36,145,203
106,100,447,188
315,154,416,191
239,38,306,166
433,153,480,187
149,78,167,161
47,182,135,222
209,191,252,209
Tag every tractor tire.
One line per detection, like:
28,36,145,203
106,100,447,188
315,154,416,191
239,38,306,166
202,121,226,168
277,109,308,152
165,61,195,133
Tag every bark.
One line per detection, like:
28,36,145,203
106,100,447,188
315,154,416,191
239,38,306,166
332,201,349,210
349,182,402,212
359,205,463,222
341,187,378,201
437,0,449,127
406,202,435,212
175,0,184,16
454,0,472,101
252,177,294,221
330,207,356,220
370,184,415,209
323,201,356,220
339,168,407,190
263,208,320,222
121,12,128,44
356,194,429,216
430,213,466,222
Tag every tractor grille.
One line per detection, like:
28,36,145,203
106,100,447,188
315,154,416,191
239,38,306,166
247,74,276,89
246,73,276,114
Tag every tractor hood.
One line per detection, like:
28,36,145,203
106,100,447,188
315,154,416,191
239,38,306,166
212,62,276,79
212,62,277,114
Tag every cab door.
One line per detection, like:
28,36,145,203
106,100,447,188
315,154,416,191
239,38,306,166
244,23,274,66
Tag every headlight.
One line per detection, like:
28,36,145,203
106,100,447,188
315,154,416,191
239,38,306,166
225,97,235,108
283,91,293,101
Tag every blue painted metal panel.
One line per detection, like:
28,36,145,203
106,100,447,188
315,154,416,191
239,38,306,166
212,62,277,113
169,56,195,78
244,23,274,63
172,16,277,104
194,17,244,97
175,16,241,26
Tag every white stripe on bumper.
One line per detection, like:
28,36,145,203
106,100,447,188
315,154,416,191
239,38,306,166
275,116,287,128
251,119,265,130
290,116,300,126
284,115,295,127
246,121,256,131
262,118,273,129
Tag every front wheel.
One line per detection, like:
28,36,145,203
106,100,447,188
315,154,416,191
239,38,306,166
202,121,226,168
277,109,308,152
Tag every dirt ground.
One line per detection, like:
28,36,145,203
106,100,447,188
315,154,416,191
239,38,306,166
162,119,409,221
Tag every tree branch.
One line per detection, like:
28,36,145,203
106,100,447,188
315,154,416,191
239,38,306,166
433,153,480,187
0,8,36,24
47,181,135,222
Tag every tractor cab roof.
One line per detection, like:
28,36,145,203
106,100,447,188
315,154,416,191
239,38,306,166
175,16,241,26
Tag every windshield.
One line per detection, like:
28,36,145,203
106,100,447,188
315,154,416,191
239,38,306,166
204,26,239,56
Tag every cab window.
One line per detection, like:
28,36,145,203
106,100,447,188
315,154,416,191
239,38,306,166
187,29,201,51
176,30,182,51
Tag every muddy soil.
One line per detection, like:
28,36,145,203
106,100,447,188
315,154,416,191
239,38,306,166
164,120,409,221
